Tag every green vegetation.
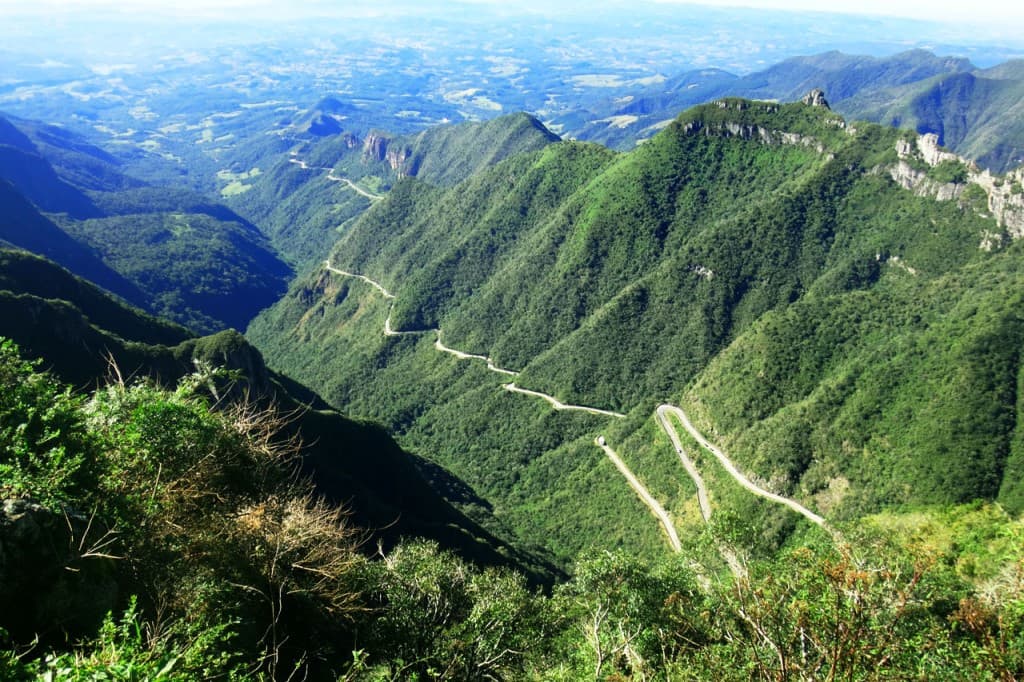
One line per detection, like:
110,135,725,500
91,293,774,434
0,341,360,678
0,114,292,333
251,98,1022,566
217,167,261,197
5,84,1024,677
2,338,1022,680
0,250,547,579
230,112,562,267
842,66,1024,173
927,158,970,184
567,49,976,152
54,210,291,333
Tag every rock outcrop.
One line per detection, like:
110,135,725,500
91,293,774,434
361,132,412,175
680,117,829,154
888,160,964,202
385,145,412,174
362,132,390,162
801,88,830,109
892,133,1024,241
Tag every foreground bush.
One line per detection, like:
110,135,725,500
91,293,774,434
2,338,1022,680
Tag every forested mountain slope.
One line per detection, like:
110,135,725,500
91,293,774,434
231,112,562,266
0,113,291,332
842,60,1024,172
250,96,1024,562
0,248,551,580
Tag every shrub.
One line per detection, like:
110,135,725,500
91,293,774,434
927,159,970,184
0,339,98,505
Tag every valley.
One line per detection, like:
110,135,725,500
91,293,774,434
321,257,833,557
253,98,1023,566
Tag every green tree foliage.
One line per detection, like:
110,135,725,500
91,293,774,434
550,550,709,679
7,599,245,681
56,210,292,333
232,112,562,268
3,336,1024,679
0,340,367,679
250,97,1023,562
355,540,542,680
0,339,96,505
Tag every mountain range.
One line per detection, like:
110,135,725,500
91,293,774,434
250,97,1024,563
557,49,1024,174
0,247,556,581
2,36,1024,677
0,113,291,332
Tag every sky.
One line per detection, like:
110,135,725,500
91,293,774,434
0,0,1020,26
0,0,1021,45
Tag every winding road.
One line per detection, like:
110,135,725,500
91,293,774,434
435,332,520,376
324,261,536,382
321,261,829,554
325,264,395,298
502,383,625,418
657,405,827,528
656,406,712,522
326,171,385,201
595,436,681,551
289,155,384,201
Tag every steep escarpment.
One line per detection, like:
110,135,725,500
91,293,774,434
234,112,562,266
251,96,1024,561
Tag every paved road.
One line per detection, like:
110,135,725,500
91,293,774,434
435,332,520,376
291,155,384,200
324,262,622,411
656,405,712,522
596,436,681,552
321,263,824,557
384,313,425,337
657,404,826,528
324,262,395,298
502,383,625,418
326,171,384,201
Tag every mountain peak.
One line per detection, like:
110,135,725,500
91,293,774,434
801,88,830,109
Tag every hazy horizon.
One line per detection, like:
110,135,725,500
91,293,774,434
1,0,1022,30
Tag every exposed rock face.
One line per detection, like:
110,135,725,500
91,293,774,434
916,133,962,166
680,118,829,154
888,160,964,202
892,134,1024,240
974,167,1024,240
802,88,831,109
385,146,412,174
362,133,389,162
361,133,412,174
0,499,118,642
